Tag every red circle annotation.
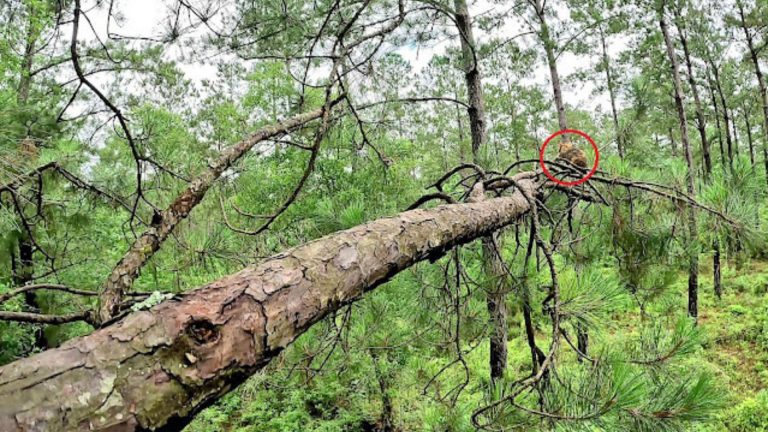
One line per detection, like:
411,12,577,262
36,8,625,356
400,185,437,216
538,129,600,187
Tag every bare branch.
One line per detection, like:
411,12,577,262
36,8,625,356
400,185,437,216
0,310,95,325
0,284,96,305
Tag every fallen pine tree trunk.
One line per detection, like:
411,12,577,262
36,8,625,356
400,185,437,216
0,175,536,432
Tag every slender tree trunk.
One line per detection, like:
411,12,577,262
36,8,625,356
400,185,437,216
455,90,466,161
453,0,486,159
521,218,544,373
675,5,722,300
0,177,537,432
521,281,543,373
738,1,768,186
706,74,726,169
453,0,508,382
673,7,711,177
481,235,508,382
660,10,699,320
743,105,756,165
669,127,678,157
370,351,394,432
710,60,734,169
600,26,623,158
713,240,722,299
12,240,34,301
536,0,567,133
731,106,740,156
741,104,761,228
16,6,36,106
704,58,730,298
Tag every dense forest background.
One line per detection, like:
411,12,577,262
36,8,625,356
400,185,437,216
2,0,768,430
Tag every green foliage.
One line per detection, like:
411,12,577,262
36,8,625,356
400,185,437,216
558,265,626,327
2,0,768,430
720,391,768,432
0,283,35,363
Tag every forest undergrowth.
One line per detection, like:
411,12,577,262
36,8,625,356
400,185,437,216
186,255,768,432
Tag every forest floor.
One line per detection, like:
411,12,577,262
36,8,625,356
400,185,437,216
695,258,768,397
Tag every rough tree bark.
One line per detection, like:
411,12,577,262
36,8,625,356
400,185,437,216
98,101,342,323
0,176,537,432
660,10,699,320
453,0,509,382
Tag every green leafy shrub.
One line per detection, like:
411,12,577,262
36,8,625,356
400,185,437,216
721,390,768,432
730,273,768,295
728,305,749,316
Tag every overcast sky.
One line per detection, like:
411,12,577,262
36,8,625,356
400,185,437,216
84,0,625,119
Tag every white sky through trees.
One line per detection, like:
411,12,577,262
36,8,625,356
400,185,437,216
87,0,623,128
